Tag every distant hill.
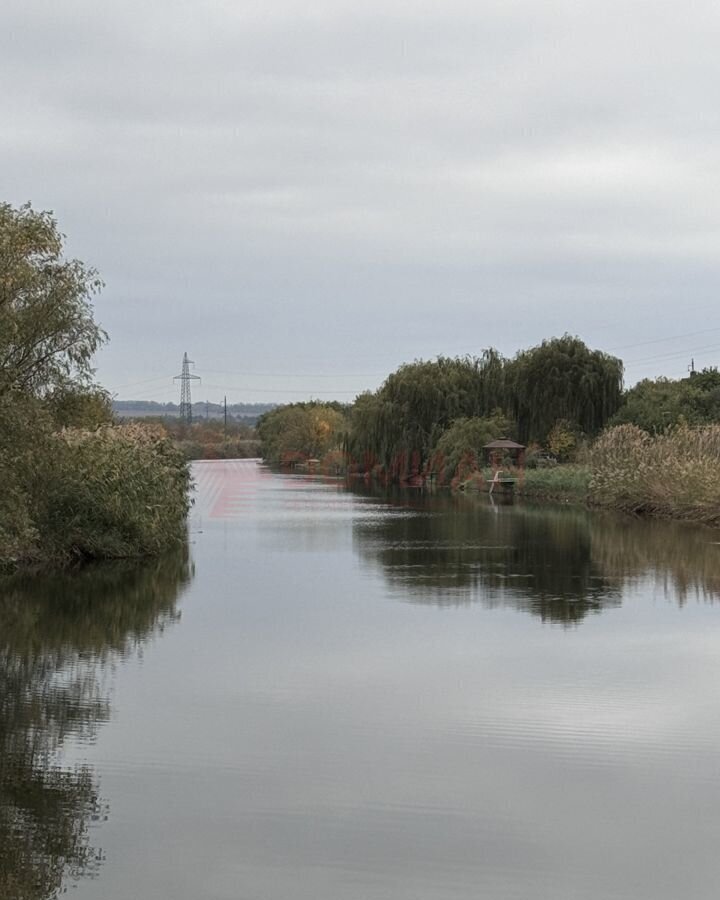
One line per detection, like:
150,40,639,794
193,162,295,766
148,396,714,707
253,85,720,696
113,400,276,424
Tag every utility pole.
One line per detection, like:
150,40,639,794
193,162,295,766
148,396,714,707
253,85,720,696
224,395,228,440
174,352,201,425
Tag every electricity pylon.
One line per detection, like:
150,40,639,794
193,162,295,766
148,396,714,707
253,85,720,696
174,352,201,424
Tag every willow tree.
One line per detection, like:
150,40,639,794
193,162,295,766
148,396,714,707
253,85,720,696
505,336,623,443
347,352,508,477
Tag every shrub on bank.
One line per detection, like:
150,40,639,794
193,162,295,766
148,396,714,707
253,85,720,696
2,424,191,568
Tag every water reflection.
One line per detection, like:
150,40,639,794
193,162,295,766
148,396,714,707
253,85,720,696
0,551,191,899
588,513,720,605
352,489,720,622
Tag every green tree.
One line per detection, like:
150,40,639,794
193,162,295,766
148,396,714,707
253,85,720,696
45,384,114,429
257,402,348,464
612,369,720,432
0,203,105,399
505,335,623,443
546,419,580,462
611,378,699,432
347,352,507,478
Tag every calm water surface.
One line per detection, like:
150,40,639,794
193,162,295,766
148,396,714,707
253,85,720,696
3,459,720,899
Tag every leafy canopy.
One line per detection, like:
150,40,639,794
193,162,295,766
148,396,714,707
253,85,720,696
505,335,623,443
347,352,506,475
0,202,106,399
257,402,348,464
612,369,720,432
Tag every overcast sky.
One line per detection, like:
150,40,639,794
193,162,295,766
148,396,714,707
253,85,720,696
3,0,720,403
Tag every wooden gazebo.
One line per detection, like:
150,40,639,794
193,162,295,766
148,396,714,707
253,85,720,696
483,439,526,468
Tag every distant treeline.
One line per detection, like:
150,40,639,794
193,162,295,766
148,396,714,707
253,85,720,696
113,400,275,423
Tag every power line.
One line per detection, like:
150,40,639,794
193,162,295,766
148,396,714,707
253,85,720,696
114,387,180,401
113,326,720,392
448,318,720,360
623,341,720,367
607,325,720,353
120,383,365,401
113,327,720,405
202,367,386,379
110,373,176,391
199,382,362,395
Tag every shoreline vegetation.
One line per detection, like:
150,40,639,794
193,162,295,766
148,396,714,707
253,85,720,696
134,417,261,461
1,202,191,571
257,348,720,528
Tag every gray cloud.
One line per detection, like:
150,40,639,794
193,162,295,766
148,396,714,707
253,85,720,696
3,0,720,400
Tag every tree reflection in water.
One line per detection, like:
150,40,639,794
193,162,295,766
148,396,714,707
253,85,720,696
352,488,720,623
0,551,191,900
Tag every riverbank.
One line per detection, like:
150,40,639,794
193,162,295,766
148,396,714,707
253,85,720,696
449,426,720,527
500,425,720,528
518,465,592,503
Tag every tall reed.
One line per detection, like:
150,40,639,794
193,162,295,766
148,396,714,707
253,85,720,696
589,424,720,525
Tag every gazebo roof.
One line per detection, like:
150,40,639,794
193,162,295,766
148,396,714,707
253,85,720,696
483,439,526,450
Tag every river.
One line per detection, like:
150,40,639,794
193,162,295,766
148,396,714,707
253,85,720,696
2,459,720,899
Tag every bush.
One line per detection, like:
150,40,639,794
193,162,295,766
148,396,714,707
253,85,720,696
2,423,191,567
546,419,580,462
0,474,37,563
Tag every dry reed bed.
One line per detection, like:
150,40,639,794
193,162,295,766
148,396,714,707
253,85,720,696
589,424,720,525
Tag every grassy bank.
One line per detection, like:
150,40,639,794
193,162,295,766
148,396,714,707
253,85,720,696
519,465,592,502
453,465,591,502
